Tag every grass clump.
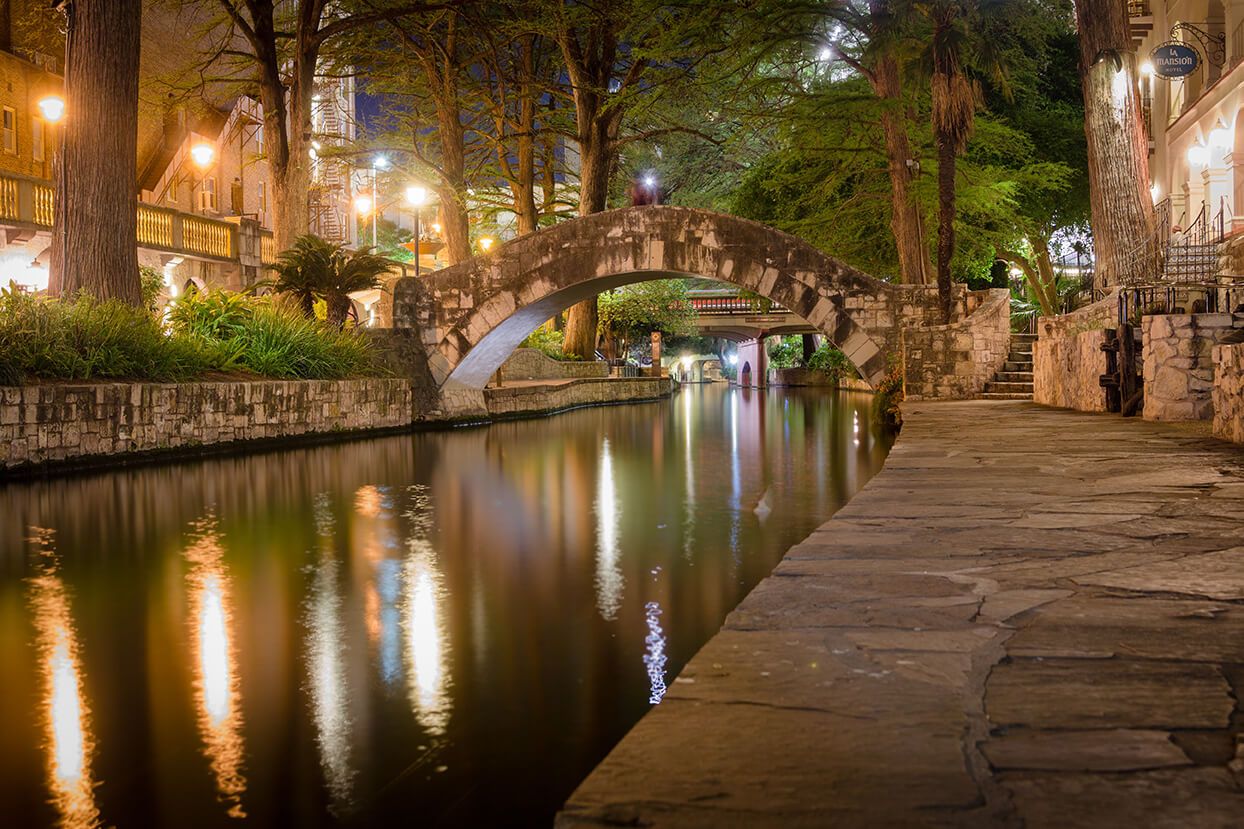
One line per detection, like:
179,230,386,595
0,287,215,383
0,285,381,385
168,288,381,379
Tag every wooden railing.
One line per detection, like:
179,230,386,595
0,170,275,265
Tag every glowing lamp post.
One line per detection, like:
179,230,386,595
478,236,494,253
405,184,429,276
38,95,65,124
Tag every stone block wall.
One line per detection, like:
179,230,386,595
0,379,412,471
903,288,1011,400
1213,344,1244,443
484,377,673,418
1034,329,1109,412
491,348,609,383
1142,313,1244,421
1032,290,1117,413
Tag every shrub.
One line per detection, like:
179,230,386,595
766,336,804,369
0,286,381,384
520,326,580,361
0,287,216,383
806,344,853,383
167,288,381,379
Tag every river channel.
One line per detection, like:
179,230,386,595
0,384,893,827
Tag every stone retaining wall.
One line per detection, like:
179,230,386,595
903,288,1011,400
1032,290,1117,413
492,348,609,383
1142,313,1244,421
484,377,673,418
1212,344,1244,443
0,379,413,471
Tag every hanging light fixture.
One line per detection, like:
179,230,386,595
1188,141,1210,168
1210,119,1233,150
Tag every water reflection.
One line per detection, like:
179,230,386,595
643,602,668,704
0,386,892,827
183,519,248,818
594,438,624,621
27,529,100,829
404,544,450,735
306,499,356,812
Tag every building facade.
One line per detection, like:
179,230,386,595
1133,1,1244,234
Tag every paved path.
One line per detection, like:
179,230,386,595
558,401,1244,828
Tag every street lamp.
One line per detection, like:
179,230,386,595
405,184,429,277
478,236,495,253
190,143,215,169
37,95,65,124
354,194,373,216
370,155,389,250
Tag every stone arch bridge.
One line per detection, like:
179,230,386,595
387,206,1010,415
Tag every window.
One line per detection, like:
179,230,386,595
32,118,44,162
2,108,16,154
198,176,217,211
257,180,266,219
255,124,264,155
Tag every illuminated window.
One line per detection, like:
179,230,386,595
2,108,16,154
198,176,217,211
257,180,266,217
32,118,44,162
255,124,264,155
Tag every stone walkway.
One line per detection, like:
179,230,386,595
557,401,1244,828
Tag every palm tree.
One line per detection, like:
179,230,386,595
269,235,391,328
921,1,979,323
324,248,390,328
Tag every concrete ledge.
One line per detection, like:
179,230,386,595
483,376,673,419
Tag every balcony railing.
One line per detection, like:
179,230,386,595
0,170,274,265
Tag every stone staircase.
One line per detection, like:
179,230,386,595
981,333,1035,400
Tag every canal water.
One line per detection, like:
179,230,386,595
0,385,892,828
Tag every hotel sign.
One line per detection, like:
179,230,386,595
1151,42,1200,78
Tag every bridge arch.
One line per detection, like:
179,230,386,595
393,206,923,390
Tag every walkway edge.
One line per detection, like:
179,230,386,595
557,400,1244,828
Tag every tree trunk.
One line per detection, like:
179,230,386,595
51,0,142,303
1074,0,1156,289
934,138,956,323
561,123,612,360
801,334,817,362
326,294,351,328
513,34,539,235
870,51,930,285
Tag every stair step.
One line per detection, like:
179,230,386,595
1004,361,1032,373
985,381,1034,394
980,392,1034,400
995,371,1033,382
1010,333,1038,341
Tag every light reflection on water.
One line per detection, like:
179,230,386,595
27,530,100,829
183,519,248,818
0,386,892,826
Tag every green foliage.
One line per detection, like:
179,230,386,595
519,326,581,361
0,284,382,385
766,335,805,369
0,286,216,383
139,266,165,313
167,288,381,380
806,344,854,383
597,280,697,344
874,357,906,429
270,234,391,327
